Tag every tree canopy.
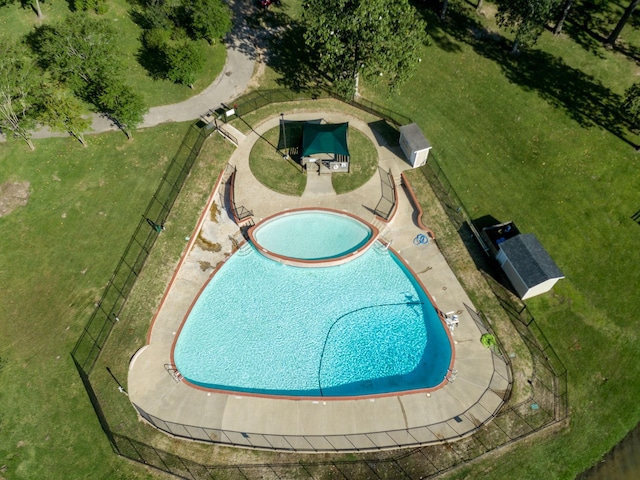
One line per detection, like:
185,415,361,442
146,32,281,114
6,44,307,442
29,13,121,95
182,0,232,44
166,40,206,88
29,12,147,137
98,80,148,139
622,82,640,131
39,86,91,146
136,0,231,85
0,42,40,150
496,0,563,53
302,0,427,99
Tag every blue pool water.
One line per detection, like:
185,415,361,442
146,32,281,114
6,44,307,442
174,244,452,397
252,210,372,260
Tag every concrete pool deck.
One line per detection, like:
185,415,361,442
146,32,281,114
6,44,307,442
127,111,510,452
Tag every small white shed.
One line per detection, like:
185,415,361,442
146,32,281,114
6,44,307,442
496,234,564,300
399,123,432,168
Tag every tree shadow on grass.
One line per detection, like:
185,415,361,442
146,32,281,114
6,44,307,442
268,23,326,94
605,7,640,65
412,0,464,53
558,0,613,59
421,3,636,149
479,43,632,147
135,47,169,81
609,38,640,64
550,1,640,65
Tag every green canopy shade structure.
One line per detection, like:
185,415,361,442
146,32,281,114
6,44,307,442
277,119,321,150
302,123,350,157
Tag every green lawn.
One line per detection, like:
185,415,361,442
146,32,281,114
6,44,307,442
0,0,226,108
358,3,640,478
249,126,307,196
248,125,377,196
332,128,378,194
0,125,201,479
3,0,640,479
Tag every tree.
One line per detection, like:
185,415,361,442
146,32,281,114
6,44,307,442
441,0,449,21
0,0,44,21
98,81,147,139
553,0,573,35
182,0,232,44
605,0,640,47
71,0,108,14
29,13,121,95
496,0,563,53
622,83,640,131
302,0,427,99
39,87,91,146
138,0,175,30
0,43,40,150
166,41,205,88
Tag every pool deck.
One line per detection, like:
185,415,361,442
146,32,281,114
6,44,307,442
128,111,510,452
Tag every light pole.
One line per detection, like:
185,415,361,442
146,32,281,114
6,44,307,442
280,113,289,159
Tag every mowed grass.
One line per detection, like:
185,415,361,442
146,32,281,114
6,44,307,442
0,0,226,108
248,124,378,196
0,125,201,479
331,128,378,194
3,0,640,478
357,3,640,478
249,126,307,196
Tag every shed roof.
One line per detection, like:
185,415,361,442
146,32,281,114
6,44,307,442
399,123,431,151
500,234,564,287
302,123,349,157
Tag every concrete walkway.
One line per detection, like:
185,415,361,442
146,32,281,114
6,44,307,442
128,108,510,452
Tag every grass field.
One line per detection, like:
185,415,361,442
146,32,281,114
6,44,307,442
358,2,640,478
3,0,640,479
249,126,307,196
0,0,226,108
0,125,202,478
248,124,377,196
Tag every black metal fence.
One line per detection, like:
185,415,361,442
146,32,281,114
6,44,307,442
222,88,412,128
418,154,569,428
71,120,213,375
131,356,510,451
227,89,331,119
70,91,568,479
482,274,569,421
419,153,490,254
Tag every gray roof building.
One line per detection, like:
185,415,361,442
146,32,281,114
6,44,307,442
496,233,564,300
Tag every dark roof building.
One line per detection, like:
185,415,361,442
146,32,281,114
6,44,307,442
482,222,564,300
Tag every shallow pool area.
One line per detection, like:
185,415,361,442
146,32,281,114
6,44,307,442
248,208,378,266
253,210,372,261
173,242,452,397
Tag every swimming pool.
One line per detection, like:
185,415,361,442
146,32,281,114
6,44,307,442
248,208,378,267
173,231,453,398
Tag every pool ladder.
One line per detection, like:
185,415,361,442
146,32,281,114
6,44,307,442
237,242,253,256
373,239,392,255
164,364,183,383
